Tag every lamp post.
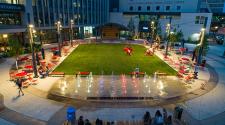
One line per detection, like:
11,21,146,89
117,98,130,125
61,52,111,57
28,24,38,78
2,34,8,51
194,17,208,79
151,21,155,42
56,21,62,57
165,16,172,57
70,19,74,46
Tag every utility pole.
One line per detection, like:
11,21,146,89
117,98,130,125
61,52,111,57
165,16,172,57
194,17,208,79
28,24,38,78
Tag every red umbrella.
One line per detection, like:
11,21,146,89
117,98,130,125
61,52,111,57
179,48,186,52
19,56,29,61
15,71,27,77
25,65,33,69
51,47,58,51
181,57,190,61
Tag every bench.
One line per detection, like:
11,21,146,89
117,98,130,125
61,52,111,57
156,72,167,77
76,72,90,77
129,72,145,77
49,72,65,77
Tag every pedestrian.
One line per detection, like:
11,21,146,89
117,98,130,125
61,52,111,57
154,110,163,125
41,48,45,59
16,78,24,96
84,119,91,125
96,118,101,125
78,116,84,125
163,108,168,123
166,115,172,125
143,111,152,125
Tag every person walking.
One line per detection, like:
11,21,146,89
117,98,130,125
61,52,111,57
16,78,24,96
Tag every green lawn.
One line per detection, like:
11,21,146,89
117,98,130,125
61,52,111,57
54,44,177,75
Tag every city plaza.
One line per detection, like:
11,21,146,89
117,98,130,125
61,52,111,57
1,0,225,125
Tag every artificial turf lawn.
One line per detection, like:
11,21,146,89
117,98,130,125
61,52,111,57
54,43,177,75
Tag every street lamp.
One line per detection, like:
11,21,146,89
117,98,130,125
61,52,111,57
70,19,74,46
55,21,62,57
194,17,208,79
2,34,8,51
28,24,38,78
151,21,155,43
165,17,172,57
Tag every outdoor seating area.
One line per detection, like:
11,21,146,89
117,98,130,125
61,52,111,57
159,47,198,83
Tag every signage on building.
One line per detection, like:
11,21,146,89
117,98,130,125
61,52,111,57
0,3,24,12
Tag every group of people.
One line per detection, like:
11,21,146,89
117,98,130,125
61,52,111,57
78,116,114,125
38,65,49,78
143,109,172,125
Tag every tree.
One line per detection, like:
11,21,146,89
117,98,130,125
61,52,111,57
8,39,24,69
127,17,135,39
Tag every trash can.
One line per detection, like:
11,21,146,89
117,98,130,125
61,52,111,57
67,107,76,124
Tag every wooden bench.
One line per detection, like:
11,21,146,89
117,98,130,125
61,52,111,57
49,72,65,77
76,72,90,77
156,72,167,77
129,72,145,77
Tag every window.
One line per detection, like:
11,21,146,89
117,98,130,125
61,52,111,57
138,6,142,11
147,6,150,11
195,16,205,24
166,6,170,11
177,6,181,10
129,6,133,11
156,6,160,11
195,16,200,24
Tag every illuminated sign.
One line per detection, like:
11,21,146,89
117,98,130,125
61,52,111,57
0,3,24,12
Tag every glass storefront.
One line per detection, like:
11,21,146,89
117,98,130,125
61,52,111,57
0,11,21,25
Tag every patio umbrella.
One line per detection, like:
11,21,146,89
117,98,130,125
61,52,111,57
15,71,27,77
24,65,33,69
181,57,190,61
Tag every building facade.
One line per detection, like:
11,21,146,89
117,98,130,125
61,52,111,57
109,0,212,40
0,0,109,45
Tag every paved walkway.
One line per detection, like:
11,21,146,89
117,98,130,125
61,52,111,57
0,42,224,125
178,44,225,125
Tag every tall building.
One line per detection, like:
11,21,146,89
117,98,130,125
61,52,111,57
0,0,109,44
